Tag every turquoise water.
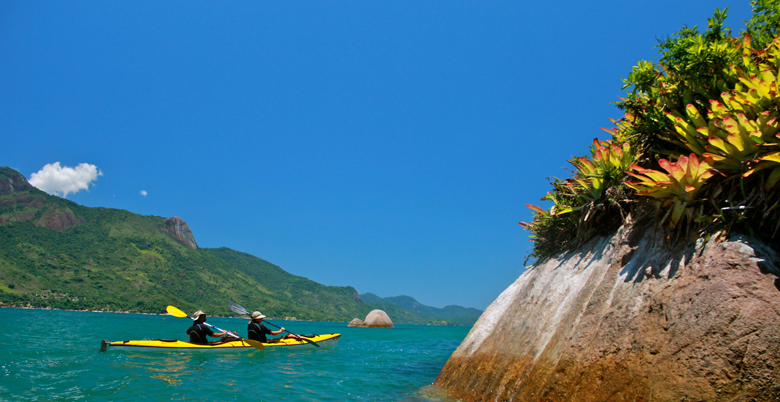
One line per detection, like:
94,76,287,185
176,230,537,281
0,308,468,401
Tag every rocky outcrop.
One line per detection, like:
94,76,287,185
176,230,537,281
162,216,198,249
35,205,82,232
348,309,394,328
0,167,33,196
435,215,780,401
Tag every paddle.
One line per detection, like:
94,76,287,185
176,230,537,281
166,305,265,351
228,301,320,347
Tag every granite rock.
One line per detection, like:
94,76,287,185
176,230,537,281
435,215,780,401
348,309,394,328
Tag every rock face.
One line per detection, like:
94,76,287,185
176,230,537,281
163,216,199,249
435,216,780,402
348,309,394,328
35,205,82,232
0,168,33,196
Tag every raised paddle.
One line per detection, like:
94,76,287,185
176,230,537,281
166,305,265,351
228,301,320,347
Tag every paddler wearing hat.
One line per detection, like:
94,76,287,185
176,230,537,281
186,310,232,344
247,311,285,342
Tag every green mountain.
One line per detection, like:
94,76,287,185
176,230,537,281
360,293,483,326
0,167,479,325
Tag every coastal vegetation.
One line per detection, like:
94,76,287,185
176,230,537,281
520,2,780,259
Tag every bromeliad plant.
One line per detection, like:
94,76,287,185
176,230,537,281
659,33,780,237
625,154,717,231
664,35,780,175
520,139,635,255
570,139,634,203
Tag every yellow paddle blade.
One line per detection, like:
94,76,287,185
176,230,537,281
166,305,189,318
243,338,265,351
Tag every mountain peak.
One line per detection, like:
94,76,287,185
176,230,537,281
0,167,34,196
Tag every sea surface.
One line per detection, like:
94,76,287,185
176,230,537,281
0,308,469,401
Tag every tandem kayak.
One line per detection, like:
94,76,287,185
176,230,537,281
101,333,341,352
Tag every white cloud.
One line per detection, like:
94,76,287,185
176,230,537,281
29,162,103,197
140,190,148,197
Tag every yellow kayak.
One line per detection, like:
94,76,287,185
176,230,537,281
101,333,340,352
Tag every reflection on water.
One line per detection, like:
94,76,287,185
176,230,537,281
0,309,470,401
124,354,208,386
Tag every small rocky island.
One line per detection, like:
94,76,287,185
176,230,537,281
348,309,394,328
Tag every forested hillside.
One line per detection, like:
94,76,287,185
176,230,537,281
0,167,477,324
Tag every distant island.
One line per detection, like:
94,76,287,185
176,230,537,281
0,167,480,325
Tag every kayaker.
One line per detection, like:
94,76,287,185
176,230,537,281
247,311,285,342
187,310,233,344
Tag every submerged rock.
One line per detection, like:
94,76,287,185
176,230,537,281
348,309,394,328
435,215,780,401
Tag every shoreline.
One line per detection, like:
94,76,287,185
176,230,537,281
0,305,339,322
0,306,470,327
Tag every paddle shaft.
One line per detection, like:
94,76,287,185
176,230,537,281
228,301,319,347
259,319,319,347
197,320,239,339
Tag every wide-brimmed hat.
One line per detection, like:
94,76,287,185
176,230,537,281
251,311,266,321
192,310,206,320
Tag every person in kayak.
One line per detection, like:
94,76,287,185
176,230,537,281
247,311,286,342
187,310,233,344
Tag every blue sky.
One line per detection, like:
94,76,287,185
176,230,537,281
1,1,755,309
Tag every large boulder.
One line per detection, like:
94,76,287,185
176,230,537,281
364,309,394,328
435,215,780,401
348,309,394,328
